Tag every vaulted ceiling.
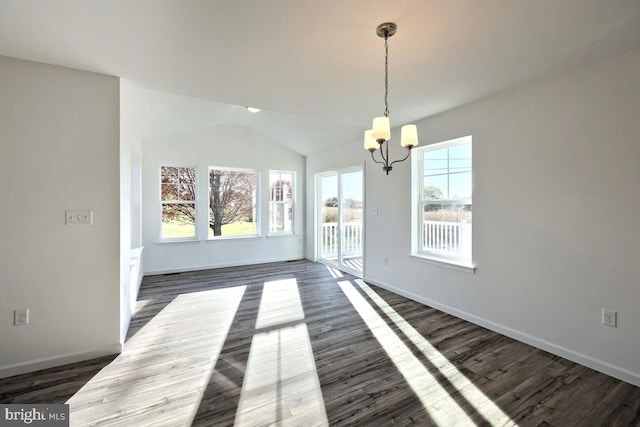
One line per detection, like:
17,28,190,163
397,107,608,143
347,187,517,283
2,1,640,155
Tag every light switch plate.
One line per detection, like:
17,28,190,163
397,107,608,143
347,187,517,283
66,210,93,225
14,309,29,326
602,309,617,327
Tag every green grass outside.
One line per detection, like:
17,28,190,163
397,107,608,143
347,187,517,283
210,221,257,237
162,222,195,238
161,221,257,238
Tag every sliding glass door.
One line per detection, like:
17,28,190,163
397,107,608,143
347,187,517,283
317,166,363,276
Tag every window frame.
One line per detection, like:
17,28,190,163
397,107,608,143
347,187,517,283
207,166,260,240
268,170,296,236
411,136,474,272
159,165,198,242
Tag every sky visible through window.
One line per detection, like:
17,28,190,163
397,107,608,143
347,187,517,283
423,143,471,200
320,172,363,204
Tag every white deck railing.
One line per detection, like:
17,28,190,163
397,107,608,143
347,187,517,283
321,222,362,258
423,220,471,257
321,220,471,259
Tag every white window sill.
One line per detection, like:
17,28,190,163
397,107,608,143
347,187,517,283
206,235,263,242
156,238,199,245
409,253,476,274
267,233,299,239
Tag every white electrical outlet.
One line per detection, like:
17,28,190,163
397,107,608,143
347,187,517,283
66,210,93,225
383,256,389,265
602,309,617,327
14,309,29,326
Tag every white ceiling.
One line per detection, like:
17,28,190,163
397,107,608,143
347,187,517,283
2,0,640,155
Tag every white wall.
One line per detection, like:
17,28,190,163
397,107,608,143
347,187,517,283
0,56,121,377
142,124,305,274
305,48,640,386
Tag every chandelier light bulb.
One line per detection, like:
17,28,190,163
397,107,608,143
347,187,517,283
364,130,378,151
372,117,391,142
401,124,419,148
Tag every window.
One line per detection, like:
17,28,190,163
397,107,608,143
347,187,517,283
413,136,472,267
269,171,295,235
160,166,197,239
208,168,258,238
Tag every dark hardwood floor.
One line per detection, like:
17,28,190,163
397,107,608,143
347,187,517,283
1,260,639,426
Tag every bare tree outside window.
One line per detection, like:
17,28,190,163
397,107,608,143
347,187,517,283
209,168,258,237
160,166,197,238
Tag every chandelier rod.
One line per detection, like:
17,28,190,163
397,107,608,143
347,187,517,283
384,33,389,118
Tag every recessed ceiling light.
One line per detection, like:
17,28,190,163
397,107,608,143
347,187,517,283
246,107,261,113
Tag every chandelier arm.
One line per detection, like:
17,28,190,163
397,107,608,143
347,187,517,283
370,150,387,166
378,142,389,164
388,148,413,167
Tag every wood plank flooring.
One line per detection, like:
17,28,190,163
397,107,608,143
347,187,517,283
1,260,639,426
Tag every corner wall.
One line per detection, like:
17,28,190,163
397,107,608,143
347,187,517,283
305,48,640,386
119,80,144,343
0,56,121,377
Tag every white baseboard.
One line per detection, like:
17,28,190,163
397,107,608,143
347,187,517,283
364,276,640,388
145,256,305,276
0,344,122,379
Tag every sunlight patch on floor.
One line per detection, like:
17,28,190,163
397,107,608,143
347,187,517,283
338,280,473,426
255,278,305,329
355,279,515,426
67,286,246,427
235,324,328,427
322,257,363,275
325,265,344,278
235,279,328,426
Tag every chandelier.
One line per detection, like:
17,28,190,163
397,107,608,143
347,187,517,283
364,22,418,174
